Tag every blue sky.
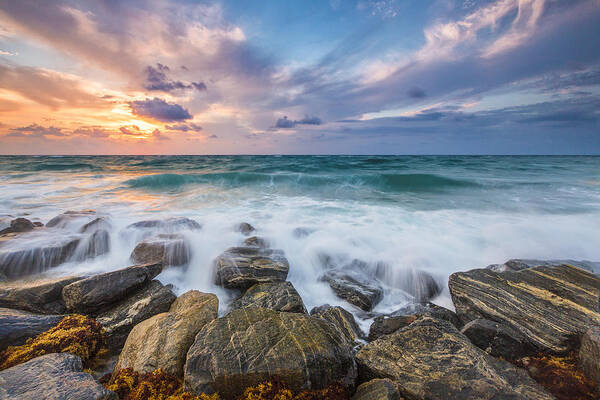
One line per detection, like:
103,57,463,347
0,0,598,154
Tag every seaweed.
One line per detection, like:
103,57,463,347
237,380,348,400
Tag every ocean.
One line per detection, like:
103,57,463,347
1,155,599,328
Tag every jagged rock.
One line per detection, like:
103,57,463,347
580,326,600,386
79,217,111,233
460,318,533,361
0,308,63,349
244,236,268,248
0,275,81,314
0,218,35,235
46,210,99,229
184,307,357,397
487,258,600,274
322,271,383,311
400,270,441,302
449,263,600,354
214,246,289,290
115,291,218,377
126,217,201,231
356,317,553,400
130,234,191,266
97,280,176,352
62,262,163,315
0,353,116,399
230,281,306,313
368,315,418,342
236,222,255,235
352,379,402,400
310,304,364,343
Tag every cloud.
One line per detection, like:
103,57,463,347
143,63,206,93
73,127,110,138
119,125,142,136
151,128,170,141
0,50,17,56
129,98,193,122
4,124,65,138
275,115,323,129
407,87,426,99
164,123,203,132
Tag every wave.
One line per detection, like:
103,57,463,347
32,162,100,171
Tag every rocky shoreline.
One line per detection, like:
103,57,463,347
0,211,599,399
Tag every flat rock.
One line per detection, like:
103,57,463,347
579,326,600,386
449,263,600,353
487,258,600,274
356,317,553,400
0,275,82,314
352,379,402,400
130,234,191,266
243,236,268,248
0,353,116,399
0,308,63,350
126,217,201,231
96,280,176,352
115,290,218,377
62,262,163,315
214,246,289,290
322,271,383,311
311,304,364,343
460,318,533,361
184,307,357,398
230,281,306,313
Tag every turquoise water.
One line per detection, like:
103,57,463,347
1,155,599,322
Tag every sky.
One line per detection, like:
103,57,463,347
0,0,598,155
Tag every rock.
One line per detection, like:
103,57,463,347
130,234,191,266
390,303,462,329
292,227,314,238
230,281,306,313
236,222,255,235
449,263,600,354
79,217,111,234
126,217,201,231
244,236,268,248
356,317,553,400
352,379,402,400
0,353,116,399
62,262,163,315
75,229,110,260
184,307,357,398
0,218,35,235
46,210,99,229
0,308,63,350
579,326,600,386
401,270,441,302
114,290,218,377
0,275,82,314
322,271,383,311
214,246,289,290
368,315,418,342
488,258,600,274
460,318,533,361
96,280,176,352
311,305,364,343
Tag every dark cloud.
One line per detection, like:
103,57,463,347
407,87,426,99
275,115,322,129
129,98,192,122
164,123,203,132
143,63,206,93
151,129,170,141
208,134,218,139
5,124,65,138
73,127,110,138
119,125,142,136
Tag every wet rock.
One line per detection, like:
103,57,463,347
449,263,600,353
115,290,218,377
244,235,268,248
0,275,81,314
579,326,600,386
0,218,35,235
214,246,289,290
76,229,110,260
0,353,116,399
293,227,314,238
460,318,533,361
231,281,306,313
352,379,402,400
368,315,418,342
62,262,163,315
236,222,255,235
184,307,357,397
46,210,99,229
0,308,63,349
401,270,441,302
389,303,462,329
311,304,364,343
487,258,600,274
322,271,383,311
79,217,111,234
126,217,201,231
130,234,191,266
97,280,176,352
356,317,553,400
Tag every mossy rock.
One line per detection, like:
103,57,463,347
230,281,307,314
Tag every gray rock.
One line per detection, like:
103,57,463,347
460,318,533,361
322,271,383,311
62,262,163,315
230,281,307,313
0,218,35,235
46,210,99,229
400,269,441,302
368,315,419,342
310,304,364,343
0,275,82,314
243,236,268,248
184,307,356,398
75,229,110,260
449,263,600,353
96,280,176,352
214,246,289,290
79,217,111,234
126,217,201,231
292,227,314,238
356,317,553,400
0,353,116,400
236,222,255,235
579,326,600,386
352,379,401,400
488,258,600,275
130,234,191,266
0,308,63,350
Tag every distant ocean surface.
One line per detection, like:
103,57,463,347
1,155,599,325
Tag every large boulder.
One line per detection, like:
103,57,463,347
96,280,176,352
0,275,82,314
62,262,163,315
460,318,533,361
46,210,99,229
579,326,600,386
214,246,289,290
352,379,402,400
356,317,553,400
0,353,116,399
449,263,600,354
310,304,364,343
368,315,418,342
130,234,191,266
114,290,218,377
0,218,35,235
0,308,63,350
184,307,357,398
322,271,383,311
230,281,307,313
